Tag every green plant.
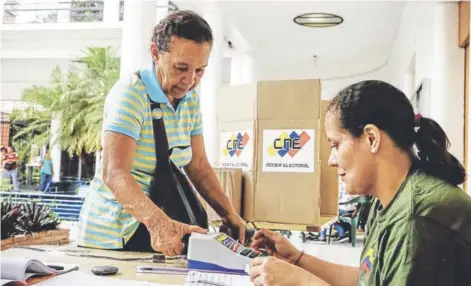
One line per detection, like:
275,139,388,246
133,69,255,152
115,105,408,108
1,200,61,239
10,46,120,170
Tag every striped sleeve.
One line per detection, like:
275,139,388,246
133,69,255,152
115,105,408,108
190,91,203,136
103,79,145,141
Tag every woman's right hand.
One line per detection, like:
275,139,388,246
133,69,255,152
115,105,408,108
251,229,302,264
147,217,207,256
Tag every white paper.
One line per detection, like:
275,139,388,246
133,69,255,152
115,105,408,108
262,129,315,173
36,271,176,286
219,130,254,171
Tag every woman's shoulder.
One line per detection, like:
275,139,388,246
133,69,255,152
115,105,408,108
105,75,148,107
409,171,471,232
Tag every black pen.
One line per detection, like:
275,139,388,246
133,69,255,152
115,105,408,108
47,264,64,271
194,280,226,286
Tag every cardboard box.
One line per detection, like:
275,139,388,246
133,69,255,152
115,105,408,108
217,80,321,122
319,100,339,216
216,79,338,226
205,168,243,222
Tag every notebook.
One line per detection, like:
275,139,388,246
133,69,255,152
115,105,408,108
0,257,78,286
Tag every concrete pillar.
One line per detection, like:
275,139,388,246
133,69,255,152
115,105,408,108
0,0,3,106
230,54,242,85
200,7,224,166
467,2,471,195
0,0,4,25
230,53,256,85
403,73,415,99
103,0,120,23
240,53,256,84
430,2,464,164
50,113,61,182
119,0,169,77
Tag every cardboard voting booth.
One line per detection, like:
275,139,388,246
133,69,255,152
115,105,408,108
216,79,338,226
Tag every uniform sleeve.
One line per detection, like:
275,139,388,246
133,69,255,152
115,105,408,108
190,91,203,136
103,79,146,141
378,217,454,286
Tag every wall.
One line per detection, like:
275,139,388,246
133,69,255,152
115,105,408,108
387,1,465,165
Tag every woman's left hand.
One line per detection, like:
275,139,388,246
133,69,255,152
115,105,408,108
221,213,247,243
250,256,329,286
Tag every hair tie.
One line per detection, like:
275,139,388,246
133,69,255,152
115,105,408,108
414,113,423,127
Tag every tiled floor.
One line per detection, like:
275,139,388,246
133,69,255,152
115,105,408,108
63,221,363,267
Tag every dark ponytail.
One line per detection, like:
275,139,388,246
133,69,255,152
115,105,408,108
415,117,466,186
329,80,466,187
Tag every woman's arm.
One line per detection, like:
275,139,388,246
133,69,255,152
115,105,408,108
102,131,167,228
184,134,246,242
297,254,361,286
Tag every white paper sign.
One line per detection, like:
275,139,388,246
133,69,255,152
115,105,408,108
262,129,315,173
219,130,254,171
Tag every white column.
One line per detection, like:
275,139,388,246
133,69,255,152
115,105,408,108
50,113,61,182
0,0,4,25
200,7,224,166
0,0,3,102
230,53,256,85
240,53,256,84
230,54,242,85
467,1,471,195
120,0,169,77
103,0,120,23
403,73,415,99
430,3,464,164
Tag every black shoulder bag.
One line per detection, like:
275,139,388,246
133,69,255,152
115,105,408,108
147,99,209,252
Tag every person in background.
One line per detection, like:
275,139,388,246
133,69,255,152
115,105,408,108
3,146,20,192
249,80,471,286
0,147,7,178
39,150,53,192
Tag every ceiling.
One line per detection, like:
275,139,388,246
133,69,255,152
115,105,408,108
163,1,404,79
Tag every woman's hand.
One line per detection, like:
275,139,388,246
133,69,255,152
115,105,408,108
251,229,302,264
221,213,248,243
250,256,329,286
147,218,207,256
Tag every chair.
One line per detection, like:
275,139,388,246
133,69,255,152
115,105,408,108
327,196,370,247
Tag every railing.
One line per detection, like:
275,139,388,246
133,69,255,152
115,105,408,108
0,191,87,221
3,0,178,24
4,0,107,24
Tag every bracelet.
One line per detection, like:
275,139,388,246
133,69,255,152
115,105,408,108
294,250,305,265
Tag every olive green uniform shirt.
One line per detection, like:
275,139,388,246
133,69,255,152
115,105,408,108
358,170,471,286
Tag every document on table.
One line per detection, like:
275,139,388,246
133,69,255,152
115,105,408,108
36,271,177,286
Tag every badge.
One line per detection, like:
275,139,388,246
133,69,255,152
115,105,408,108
152,108,163,120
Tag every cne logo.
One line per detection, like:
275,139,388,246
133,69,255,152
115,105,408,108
222,132,250,157
266,130,311,158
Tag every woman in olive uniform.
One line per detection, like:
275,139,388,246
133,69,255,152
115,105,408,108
248,80,471,286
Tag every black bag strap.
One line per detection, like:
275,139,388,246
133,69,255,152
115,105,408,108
135,70,200,226
149,101,199,225
149,102,172,173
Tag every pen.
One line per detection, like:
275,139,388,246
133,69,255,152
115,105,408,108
47,264,64,271
194,280,226,286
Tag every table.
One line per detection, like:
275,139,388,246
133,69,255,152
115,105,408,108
1,246,188,285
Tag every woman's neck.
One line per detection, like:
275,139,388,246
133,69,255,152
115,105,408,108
373,152,413,208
